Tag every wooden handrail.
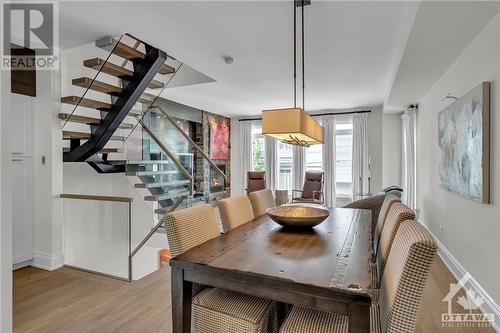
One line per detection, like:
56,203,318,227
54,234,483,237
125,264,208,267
60,193,133,203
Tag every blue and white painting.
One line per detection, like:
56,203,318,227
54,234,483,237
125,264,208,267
438,83,489,203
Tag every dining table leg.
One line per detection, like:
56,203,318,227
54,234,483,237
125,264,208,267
348,302,370,333
171,266,192,333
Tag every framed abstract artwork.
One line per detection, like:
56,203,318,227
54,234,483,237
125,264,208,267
438,82,490,203
209,120,229,160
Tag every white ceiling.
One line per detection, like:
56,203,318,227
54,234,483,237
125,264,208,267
59,1,414,117
385,1,500,110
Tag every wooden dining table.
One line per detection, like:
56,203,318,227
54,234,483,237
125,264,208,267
170,207,372,333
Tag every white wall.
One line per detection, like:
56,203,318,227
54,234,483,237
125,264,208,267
31,69,64,270
382,113,402,188
230,118,242,196
1,64,13,333
367,107,383,193
417,12,500,306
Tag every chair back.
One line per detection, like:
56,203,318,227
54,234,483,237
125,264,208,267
249,189,275,217
301,171,323,199
247,171,266,195
374,193,401,252
218,195,255,233
376,202,415,281
379,220,437,333
164,204,220,257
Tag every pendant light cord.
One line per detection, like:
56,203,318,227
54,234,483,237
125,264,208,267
293,1,297,109
301,0,305,110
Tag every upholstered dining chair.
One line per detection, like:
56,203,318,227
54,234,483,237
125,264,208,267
249,189,276,217
292,171,324,204
164,204,279,333
344,192,402,236
218,195,255,233
373,202,415,288
247,171,266,195
279,219,437,333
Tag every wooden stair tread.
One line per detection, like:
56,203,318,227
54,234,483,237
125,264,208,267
135,180,190,189
112,42,146,60
72,77,122,95
110,42,175,75
144,191,190,201
159,64,175,75
58,113,133,129
125,170,178,176
62,131,124,141
61,96,112,110
83,58,165,89
58,113,100,124
63,147,124,153
62,131,91,140
127,160,170,165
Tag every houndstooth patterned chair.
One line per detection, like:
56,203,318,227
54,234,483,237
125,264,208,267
218,195,255,233
373,194,401,253
279,220,437,333
249,189,276,217
165,204,278,333
374,202,415,288
343,193,387,235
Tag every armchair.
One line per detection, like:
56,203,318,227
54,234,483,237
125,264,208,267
246,171,266,195
292,171,324,204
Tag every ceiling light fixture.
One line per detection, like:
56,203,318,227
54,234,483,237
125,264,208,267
262,0,323,147
223,56,234,64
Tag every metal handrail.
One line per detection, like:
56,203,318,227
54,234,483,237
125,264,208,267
139,119,193,189
155,106,227,180
62,34,125,129
128,196,186,280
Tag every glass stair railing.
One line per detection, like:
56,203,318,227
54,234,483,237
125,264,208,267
60,33,182,172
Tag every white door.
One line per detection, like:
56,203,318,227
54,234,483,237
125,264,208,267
12,158,33,265
11,94,34,267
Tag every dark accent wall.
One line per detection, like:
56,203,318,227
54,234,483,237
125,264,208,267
11,45,36,97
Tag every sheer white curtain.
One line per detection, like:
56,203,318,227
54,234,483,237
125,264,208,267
240,121,252,194
401,106,417,209
265,136,277,191
320,115,336,207
292,145,305,191
352,113,369,197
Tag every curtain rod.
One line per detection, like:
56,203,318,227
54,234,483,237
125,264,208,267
238,110,371,122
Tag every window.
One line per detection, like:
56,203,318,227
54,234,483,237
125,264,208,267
305,144,322,172
251,123,265,171
335,117,353,197
277,142,293,192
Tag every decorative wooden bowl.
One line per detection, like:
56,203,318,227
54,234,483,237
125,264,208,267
266,205,330,228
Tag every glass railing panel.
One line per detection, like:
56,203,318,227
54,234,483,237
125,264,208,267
123,115,192,216
141,106,228,201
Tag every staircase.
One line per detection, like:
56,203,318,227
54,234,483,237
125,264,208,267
60,33,227,280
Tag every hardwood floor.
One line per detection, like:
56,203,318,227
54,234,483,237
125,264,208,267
13,257,494,333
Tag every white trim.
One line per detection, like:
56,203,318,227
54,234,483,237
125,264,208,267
419,220,500,332
31,251,64,271
13,259,32,271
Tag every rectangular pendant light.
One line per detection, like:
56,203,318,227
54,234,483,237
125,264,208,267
262,108,324,145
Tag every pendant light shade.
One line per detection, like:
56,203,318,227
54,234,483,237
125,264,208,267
261,0,323,146
262,108,323,146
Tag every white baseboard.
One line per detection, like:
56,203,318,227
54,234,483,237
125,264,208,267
31,251,64,271
420,221,500,332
